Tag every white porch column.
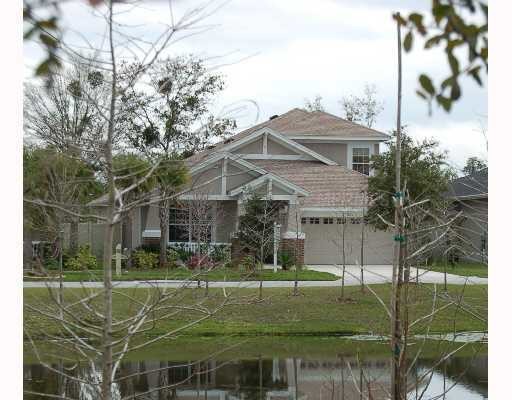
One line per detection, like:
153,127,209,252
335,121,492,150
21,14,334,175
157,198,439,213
235,197,245,232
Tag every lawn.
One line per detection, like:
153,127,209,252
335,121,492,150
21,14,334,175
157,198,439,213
24,284,488,339
23,266,338,282
425,263,488,278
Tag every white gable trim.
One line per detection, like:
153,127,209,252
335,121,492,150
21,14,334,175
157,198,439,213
229,173,309,197
241,154,314,161
189,153,267,177
220,127,337,166
289,135,389,142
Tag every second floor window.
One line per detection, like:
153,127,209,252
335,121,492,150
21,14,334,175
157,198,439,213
352,147,370,175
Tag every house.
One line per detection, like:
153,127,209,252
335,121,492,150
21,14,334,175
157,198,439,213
444,168,488,263
125,108,394,266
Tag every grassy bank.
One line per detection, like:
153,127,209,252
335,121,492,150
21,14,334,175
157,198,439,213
24,335,487,364
23,267,338,282
426,263,488,278
24,284,487,339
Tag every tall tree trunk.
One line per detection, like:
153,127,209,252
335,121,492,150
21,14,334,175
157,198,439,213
102,2,116,398
391,11,405,400
159,197,170,268
360,200,365,293
341,214,346,300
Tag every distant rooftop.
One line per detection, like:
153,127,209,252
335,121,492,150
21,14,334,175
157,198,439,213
446,168,488,199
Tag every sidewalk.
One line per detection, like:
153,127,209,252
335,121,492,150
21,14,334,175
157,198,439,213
23,265,487,289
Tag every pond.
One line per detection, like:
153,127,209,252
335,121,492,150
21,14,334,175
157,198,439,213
23,337,487,399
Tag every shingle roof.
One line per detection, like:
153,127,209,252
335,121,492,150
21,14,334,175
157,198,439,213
446,168,488,199
250,159,368,207
185,108,389,166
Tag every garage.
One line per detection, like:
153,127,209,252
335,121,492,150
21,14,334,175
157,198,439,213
302,216,394,265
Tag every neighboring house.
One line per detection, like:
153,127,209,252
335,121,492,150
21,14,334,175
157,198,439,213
126,108,394,265
444,168,488,263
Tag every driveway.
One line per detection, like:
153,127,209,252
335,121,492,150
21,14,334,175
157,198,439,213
307,265,488,285
23,265,487,289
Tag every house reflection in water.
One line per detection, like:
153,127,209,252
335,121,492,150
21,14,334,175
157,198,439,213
24,355,487,400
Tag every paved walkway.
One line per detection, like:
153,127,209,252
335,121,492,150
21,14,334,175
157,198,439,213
307,265,488,285
23,265,487,289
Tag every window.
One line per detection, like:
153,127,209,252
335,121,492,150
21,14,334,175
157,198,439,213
309,217,320,224
323,217,333,224
169,208,189,242
336,217,347,224
350,217,361,224
301,217,307,225
169,207,213,243
352,147,370,175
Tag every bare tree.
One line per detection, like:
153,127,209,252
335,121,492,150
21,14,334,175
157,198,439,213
340,84,383,128
238,190,284,299
304,95,325,112
23,1,250,399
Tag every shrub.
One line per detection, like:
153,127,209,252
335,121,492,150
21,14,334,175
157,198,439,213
186,254,213,270
44,258,59,271
279,251,295,271
168,244,194,263
65,245,98,271
210,244,231,264
139,243,159,253
166,248,179,268
132,250,159,269
238,255,255,272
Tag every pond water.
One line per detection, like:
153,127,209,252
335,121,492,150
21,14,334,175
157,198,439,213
24,339,487,400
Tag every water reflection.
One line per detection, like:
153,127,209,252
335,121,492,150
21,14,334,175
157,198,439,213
24,354,487,399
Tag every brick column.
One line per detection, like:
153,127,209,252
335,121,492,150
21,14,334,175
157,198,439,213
280,237,305,266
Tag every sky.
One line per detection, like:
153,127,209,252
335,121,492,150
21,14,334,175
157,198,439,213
23,0,488,170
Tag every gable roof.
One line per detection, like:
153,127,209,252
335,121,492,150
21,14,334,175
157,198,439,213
250,159,368,207
208,127,337,165
185,108,390,165
446,168,488,200
228,172,309,197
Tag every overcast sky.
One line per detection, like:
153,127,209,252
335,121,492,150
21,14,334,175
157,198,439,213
24,0,488,170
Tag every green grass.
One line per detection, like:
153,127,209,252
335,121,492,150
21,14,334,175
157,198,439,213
24,266,337,282
24,284,487,339
426,263,488,278
24,335,487,364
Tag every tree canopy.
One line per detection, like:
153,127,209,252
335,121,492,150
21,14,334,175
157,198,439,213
367,131,456,230
23,146,102,237
462,156,487,176
340,84,383,128
123,55,236,157
394,1,487,113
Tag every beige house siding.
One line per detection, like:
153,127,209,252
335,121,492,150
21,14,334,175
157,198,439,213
295,141,347,165
189,164,222,194
226,163,255,192
457,198,488,262
267,138,298,155
215,201,238,242
232,137,262,154
374,143,380,155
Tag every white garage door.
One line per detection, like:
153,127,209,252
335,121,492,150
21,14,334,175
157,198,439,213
302,217,394,265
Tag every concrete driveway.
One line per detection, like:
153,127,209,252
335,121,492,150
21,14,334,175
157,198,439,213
307,264,488,285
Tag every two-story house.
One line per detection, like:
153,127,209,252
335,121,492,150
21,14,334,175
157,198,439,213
133,108,395,265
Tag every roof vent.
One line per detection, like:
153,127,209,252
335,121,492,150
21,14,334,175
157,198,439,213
269,114,279,120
